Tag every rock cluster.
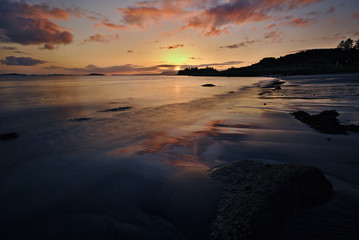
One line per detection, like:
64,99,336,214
291,110,359,134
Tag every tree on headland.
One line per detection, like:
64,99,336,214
355,39,359,50
337,38,355,50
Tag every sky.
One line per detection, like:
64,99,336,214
0,0,358,75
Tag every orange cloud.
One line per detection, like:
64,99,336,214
93,21,126,30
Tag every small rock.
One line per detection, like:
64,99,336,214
0,132,19,140
202,84,216,87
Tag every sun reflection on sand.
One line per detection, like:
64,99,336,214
110,120,259,168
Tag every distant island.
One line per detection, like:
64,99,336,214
178,38,359,77
87,73,106,76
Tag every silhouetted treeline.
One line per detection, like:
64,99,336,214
178,45,359,77
337,38,359,50
177,66,218,76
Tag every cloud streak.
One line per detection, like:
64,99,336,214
220,40,258,49
160,44,184,49
0,56,47,66
82,33,120,43
287,17,316,27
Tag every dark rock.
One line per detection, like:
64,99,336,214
274,86,281,90
99,106,132,112
202,84,216,87
209,160,333,240
258,92,265,96
0,132,19,140
69,118,92,122
291,110,359,134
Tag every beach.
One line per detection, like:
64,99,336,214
0,74,359,239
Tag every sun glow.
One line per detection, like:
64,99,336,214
174,66,181,71
161,51,189,66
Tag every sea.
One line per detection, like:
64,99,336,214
0,74,359,239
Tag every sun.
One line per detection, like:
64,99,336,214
174,66,181,71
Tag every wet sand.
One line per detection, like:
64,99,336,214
1,74,359,239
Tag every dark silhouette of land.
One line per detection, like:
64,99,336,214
87,73,106,76
178,48,359,77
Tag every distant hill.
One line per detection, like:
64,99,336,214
178,48,359,76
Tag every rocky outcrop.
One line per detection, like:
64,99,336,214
291,110,359,134
209,160,333,240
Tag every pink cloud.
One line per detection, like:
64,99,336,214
114,0,323,35
181,0,322,36
287,17,315,27
264,31,284,42
83,33,120,43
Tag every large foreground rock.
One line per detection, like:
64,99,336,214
210,160,333,240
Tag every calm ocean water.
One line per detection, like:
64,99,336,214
1,74,359,239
